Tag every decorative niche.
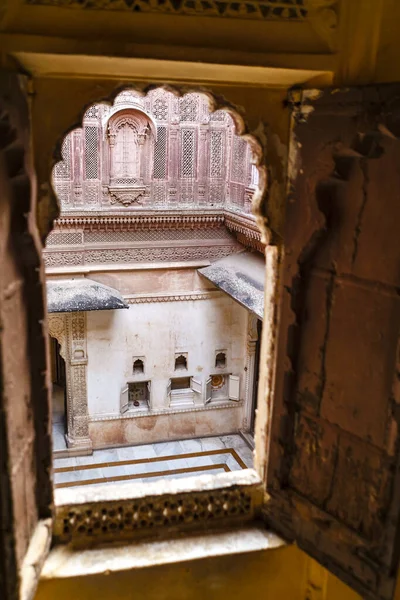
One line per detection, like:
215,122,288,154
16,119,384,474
215,351,227,369
133,357,145,374
174,352,188,371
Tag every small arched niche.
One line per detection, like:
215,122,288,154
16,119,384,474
133,358,145,374
175,354,188,371
215,352,227,369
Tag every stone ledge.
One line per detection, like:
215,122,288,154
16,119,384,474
89,400,243,422
42,524,285,581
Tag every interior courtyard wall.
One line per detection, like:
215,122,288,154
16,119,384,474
85,293,248,446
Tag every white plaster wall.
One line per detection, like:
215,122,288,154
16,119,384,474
86,295,248,420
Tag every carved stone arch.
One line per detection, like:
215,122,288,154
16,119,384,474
107,107,157,140
48,314,67,360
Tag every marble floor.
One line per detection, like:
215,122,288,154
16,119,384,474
53,434,254,491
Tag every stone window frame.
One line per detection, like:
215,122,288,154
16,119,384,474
41,83,269,558
0,70,270,600
18,75,400,600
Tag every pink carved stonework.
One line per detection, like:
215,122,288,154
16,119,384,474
52,89,257,214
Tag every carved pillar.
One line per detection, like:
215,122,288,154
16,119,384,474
65,312,92,453
198,126,208,206
72,129,83,207
49,313,92,454
243,313,259,431
168,126,179,206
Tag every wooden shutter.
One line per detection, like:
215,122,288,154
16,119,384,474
120,386,129,414
0,72,52,600
147,380,151,403
166,379,171,402
205,377,212,404
228,375,240,401
265,85,400,600
190,377,202,395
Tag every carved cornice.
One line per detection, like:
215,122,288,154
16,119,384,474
124,291,223,304
224,210,261,239
224,210,265,252
25,0,337,27
54,213,225,231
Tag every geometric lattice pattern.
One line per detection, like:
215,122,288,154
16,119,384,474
84,227,230,244
84,105,100,120
46,231,83,246
231,135,247,182
153,97,169,122
210,130,224,178
54,137,71,180
181,129,196,178
153,126,167,179
179,95,199,122
211,110,227,122
56,486,253,542
85,126,99,179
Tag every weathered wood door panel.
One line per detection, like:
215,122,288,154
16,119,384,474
0,72,52,600
265,86,400,600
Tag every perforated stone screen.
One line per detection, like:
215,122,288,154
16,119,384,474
53,89,257,212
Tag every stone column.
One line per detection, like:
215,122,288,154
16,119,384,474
168,126,179,206
197,125,209,207
48,312,92,454
65,312,92,453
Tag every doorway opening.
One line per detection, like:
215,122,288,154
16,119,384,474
49,336,67,454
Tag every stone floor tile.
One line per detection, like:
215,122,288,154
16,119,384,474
226,456,243,471
117,444,157,461
53,456,77,469
101,464,128,478
198,437,226,451
91,448,120,464
178,438,203,453
153,441,184,457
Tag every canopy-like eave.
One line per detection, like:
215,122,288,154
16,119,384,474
47,279,129,313
198,251,265,320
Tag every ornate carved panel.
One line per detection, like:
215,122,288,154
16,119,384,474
52,89,256,212
62,312,92,452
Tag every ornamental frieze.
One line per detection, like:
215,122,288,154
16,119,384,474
25,0,337,27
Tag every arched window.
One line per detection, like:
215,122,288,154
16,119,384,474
113,120,138,180
107,110,154,189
